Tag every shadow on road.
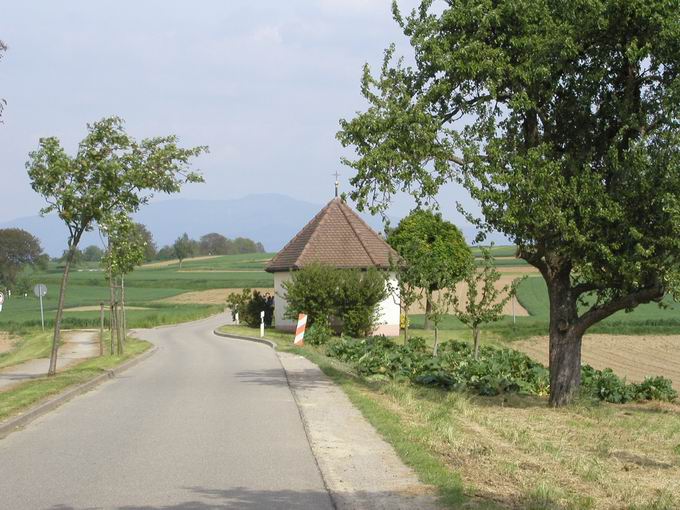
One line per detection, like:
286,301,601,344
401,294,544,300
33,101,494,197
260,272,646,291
234,367,333,391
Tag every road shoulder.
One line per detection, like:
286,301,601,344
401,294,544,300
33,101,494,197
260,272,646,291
278,350,441,509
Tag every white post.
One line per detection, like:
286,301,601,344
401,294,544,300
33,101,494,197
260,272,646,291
235,312,240,325
260,310,265,338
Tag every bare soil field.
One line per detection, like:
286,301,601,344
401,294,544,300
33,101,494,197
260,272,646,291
140,255,221,269
515,334,680,388
157,288,274,306
63,306,150,312
0,333,15,354
411,275,530,317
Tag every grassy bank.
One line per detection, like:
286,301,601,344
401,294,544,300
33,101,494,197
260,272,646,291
0,336,152,423
218,325,680,510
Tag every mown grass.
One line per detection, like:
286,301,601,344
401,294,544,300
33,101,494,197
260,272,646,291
0,336,151,423
0,330,54,369
218,324,680,510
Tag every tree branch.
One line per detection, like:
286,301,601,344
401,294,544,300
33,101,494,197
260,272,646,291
576,283,665,334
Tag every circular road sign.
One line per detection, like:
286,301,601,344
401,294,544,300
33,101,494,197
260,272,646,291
33,284,47,298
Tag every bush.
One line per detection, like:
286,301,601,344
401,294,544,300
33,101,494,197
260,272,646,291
243,290,274,328
282,263,387,336
633,376,678,402
305,319,332,346
227,288,274,328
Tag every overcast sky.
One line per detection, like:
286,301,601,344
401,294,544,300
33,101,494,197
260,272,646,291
0,0,487,237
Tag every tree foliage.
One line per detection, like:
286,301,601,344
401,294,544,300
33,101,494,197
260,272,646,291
0,228,43,287
173,233,194,268
26,116,207,375
338,0,680,405
282,263,388,338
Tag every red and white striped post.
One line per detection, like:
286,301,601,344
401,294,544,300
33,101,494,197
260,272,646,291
294,313,307,346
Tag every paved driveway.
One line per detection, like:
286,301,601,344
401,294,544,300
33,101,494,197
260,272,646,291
0,314,333,509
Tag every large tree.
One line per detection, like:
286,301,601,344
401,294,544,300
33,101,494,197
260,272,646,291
338,1,680,405
173,233,194,269
134,223,157,262
0,228,43,287
386,210,472,330
27,116,206,375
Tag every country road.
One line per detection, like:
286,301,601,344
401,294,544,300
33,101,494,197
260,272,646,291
0,314,334,509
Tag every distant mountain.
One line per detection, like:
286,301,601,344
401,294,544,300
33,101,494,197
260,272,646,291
0,194,396,256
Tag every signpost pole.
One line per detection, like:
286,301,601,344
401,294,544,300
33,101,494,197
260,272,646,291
39,293,45,331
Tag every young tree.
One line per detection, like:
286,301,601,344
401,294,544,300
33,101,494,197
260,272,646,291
454,251,520,360
173,233,194,269
388,245,422,342
27,116,206,375
386,210,472,330
101,213,146,354
0,228,43,287
338,1,680,406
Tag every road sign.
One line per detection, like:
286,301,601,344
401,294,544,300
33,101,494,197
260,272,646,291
34,284,47,298
33,284,47,331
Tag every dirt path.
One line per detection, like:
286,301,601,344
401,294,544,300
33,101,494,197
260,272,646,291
140,255,221,269
156,287,274,305
0,330,100,392
515,334,680,388
411,275,530,317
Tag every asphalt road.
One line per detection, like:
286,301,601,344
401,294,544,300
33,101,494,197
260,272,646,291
0,314,334,509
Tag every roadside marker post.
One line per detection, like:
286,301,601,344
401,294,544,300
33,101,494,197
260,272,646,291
235,312,239,325
0,292,4,313
260,311,265,338
294,313,307,346
33,284,47,331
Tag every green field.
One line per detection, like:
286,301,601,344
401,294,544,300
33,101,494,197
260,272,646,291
0,253,275,331
470,245,517,258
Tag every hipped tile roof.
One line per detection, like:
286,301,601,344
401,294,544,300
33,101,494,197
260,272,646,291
266,198,398,273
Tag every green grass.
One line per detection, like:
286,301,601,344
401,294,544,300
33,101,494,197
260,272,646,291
0,331,53,369
515,277,680,335
470,245,517,258
0,336,152,423
217,324,680,510
2,252,276,331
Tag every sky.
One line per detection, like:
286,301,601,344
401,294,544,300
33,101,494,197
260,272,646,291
0,0,490,239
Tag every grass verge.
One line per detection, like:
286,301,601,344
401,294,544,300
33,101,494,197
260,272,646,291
0,336,151,423
218,325,680,510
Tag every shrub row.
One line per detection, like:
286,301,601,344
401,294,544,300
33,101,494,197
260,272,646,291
325,336,677,403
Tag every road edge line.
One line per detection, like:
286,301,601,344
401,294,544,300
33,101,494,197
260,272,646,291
0,345,158,440
212,329,278,350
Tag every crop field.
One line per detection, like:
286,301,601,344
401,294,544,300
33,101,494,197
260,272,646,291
0,253,275,331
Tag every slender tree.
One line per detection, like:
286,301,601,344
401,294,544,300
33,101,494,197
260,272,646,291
173,233,194,269
338,0,680,406
454,250,520,360
386,210,472,330
27,116,206,375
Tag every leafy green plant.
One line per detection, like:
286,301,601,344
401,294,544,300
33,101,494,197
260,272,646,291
305,319,332,346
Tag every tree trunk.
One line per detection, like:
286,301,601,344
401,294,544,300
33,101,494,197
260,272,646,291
116,301,123,355
99,302,104,356
109,273,116,356
424,292,432,330
473,325,480,360
47,249,74,376
547,273,582,407
120,275,126,354
432,326,439,356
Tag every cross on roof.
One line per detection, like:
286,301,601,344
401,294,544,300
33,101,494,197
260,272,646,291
332,170,340,197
